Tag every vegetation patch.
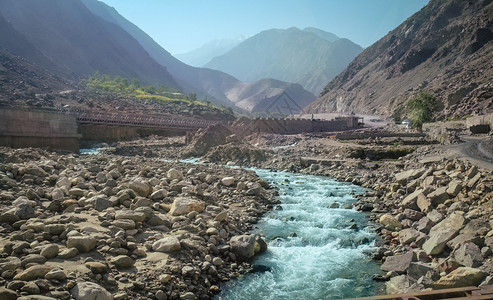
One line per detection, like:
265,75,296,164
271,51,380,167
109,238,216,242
406,91,438,130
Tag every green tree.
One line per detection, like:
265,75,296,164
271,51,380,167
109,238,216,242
406,91,437,130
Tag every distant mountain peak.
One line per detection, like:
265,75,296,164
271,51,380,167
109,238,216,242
204,26,362,95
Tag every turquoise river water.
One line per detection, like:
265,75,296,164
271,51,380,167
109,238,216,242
217,168,381,300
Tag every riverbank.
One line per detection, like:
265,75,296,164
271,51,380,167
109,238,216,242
0,146,278,299
0,123,492,299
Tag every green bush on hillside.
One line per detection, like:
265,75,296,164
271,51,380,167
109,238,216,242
406,91,437,129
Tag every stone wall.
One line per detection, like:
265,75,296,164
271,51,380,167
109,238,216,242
466,113,493,132
0,109,80,152
230,117,359,136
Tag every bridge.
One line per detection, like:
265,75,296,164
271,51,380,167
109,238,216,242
63,109,221,130
0,108,222,152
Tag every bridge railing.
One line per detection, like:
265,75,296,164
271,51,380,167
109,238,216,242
56,108,220,130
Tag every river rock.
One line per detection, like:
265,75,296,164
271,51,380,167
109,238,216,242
214,211,228,222
422,213,464,255
115,210,146,222
454,243,483,268
129,180,151,197
0,257,21,273
379,214,402,231
432,267,486,289
24,165,49,177
381,251,415,274
385,275,420,294
230,234,256,262
401,189,423,210
221,177,236,187
67,236,97,253
85,262,108,274
169,197,205,216
151,189,168,200
10,196,36,219
14,264,53,281
427,186,449,207
92,196,112,211
398,228,421,245
446,180,463,197
0,287,17,300
111,255,134,269
152,236,181,253
113,219,136,230
45,268,67,281
167,168,183,180
71,281,113,300
40,244,59,259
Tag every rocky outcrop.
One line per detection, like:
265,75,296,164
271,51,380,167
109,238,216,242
184,124,234,157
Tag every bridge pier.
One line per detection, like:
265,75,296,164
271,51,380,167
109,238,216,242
0,109,80,152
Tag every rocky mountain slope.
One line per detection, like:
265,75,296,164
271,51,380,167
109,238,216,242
204,27,363,95
0,0,178,89
306,0,493,119
77,0,314,112
0,48,73,108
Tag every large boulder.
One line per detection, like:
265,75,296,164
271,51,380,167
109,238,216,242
422,213,464,255
454,243,483,268
169,197,205,216
71,282,113,300
230,234,257,262
381,251,415,274
427,186,450,207
385,275,421,295
433,267,486,289
128,180,151,197
395,168,426,185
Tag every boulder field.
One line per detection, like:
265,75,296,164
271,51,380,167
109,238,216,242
0,147,276,299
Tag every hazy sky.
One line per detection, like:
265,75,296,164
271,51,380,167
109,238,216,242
99,0,430,55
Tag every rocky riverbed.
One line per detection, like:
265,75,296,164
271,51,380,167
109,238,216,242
0,146,278,299
1,125,492,299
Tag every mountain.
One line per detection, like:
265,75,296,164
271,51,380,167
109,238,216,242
0,47,72,107
175,37,246,67
226,79,316,114
0,0,316,113
0,0,178,88
306,0,493,118
203,27,363,95
81,0,316,112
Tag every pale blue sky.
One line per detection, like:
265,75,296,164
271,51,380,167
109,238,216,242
99,0,430,55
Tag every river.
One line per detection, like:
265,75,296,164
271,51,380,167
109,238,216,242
217,168,381,300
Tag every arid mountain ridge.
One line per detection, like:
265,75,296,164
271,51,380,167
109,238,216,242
306,0,493,119
0,0,319,114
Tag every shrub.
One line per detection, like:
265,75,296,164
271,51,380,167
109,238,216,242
406,91,437,130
